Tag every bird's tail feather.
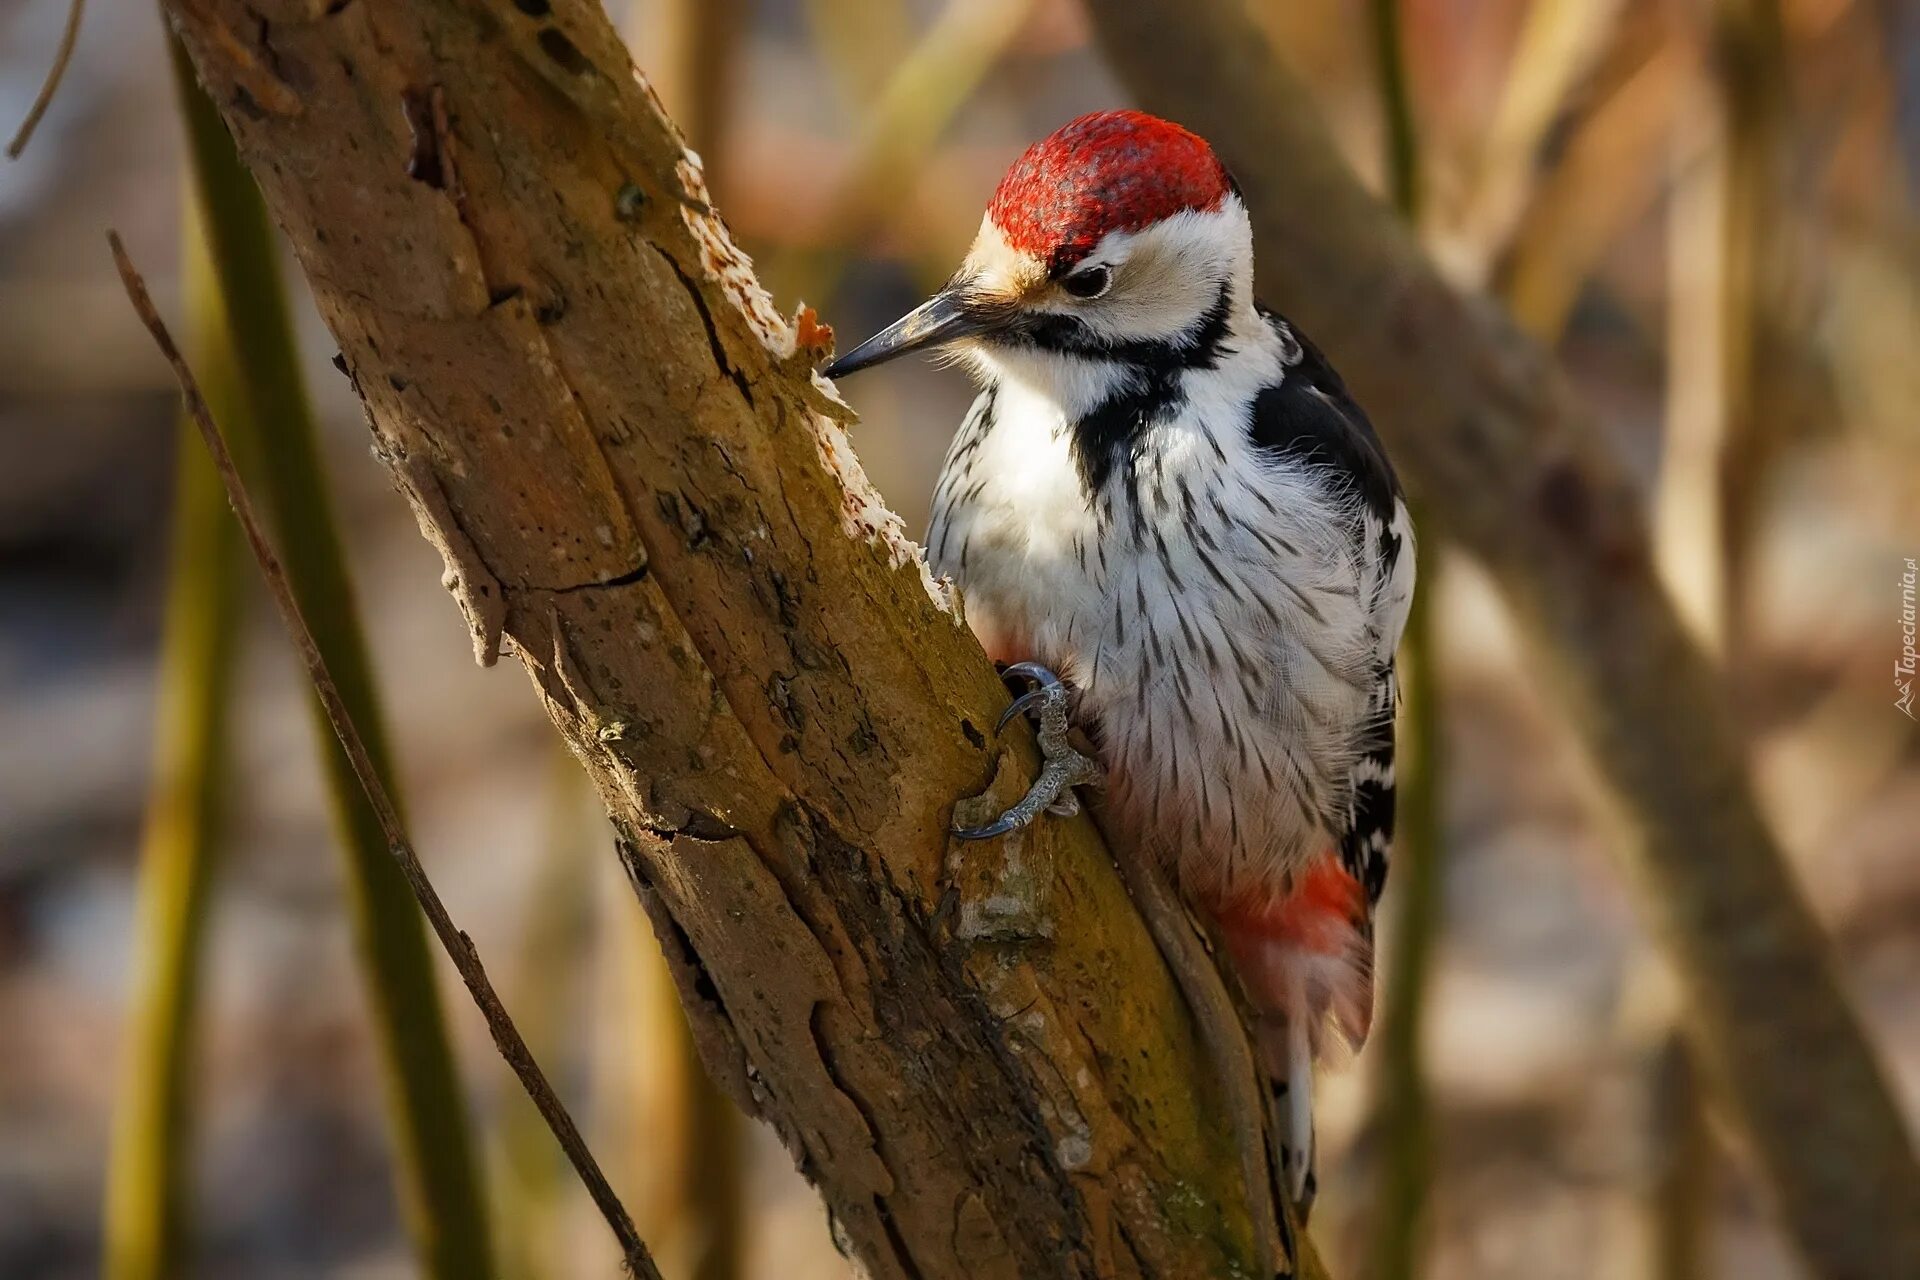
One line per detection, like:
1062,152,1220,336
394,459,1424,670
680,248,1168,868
1212,854,1374,1207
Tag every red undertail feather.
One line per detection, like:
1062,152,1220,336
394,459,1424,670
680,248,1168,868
1213,854,1375,1067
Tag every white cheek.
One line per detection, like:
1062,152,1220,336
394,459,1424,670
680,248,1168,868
1038,203,1252,346
1091,272,1223,339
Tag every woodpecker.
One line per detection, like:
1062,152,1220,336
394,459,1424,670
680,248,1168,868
825,110,1414,1201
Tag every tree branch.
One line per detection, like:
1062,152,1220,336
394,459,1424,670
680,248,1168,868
158,1,1299,1275
5,0,84,158
1080,4,1920,1277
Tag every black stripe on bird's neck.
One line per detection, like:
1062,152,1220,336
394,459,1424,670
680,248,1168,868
988,277,1236,369
986,280,1236,499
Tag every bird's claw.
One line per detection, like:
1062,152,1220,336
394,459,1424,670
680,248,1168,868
954,662,1103,841
994,686,1050,735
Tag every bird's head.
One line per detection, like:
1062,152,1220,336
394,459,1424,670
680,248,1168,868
825,110,1251,380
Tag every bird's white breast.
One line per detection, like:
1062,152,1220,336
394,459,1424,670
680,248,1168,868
929,338,1387,903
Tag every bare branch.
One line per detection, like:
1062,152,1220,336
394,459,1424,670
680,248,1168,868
6,0,85,159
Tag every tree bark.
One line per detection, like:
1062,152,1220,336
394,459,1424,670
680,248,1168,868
159,1,1293,1276
1080,5,1920,1279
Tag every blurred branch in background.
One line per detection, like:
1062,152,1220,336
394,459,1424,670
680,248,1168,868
804,0,911,114
594,876,748,1280
1612,959,1713,1280
1367,588,1441,1280
769,0,1036,308
1358,3,1441,1279
100,200,245,1280
627,0,741,193
1496,20,1690,340
169,45,496,1279
1644,1026,1711,1279
491,752,600,1280
1690,0,1798,655
602,864,677,1263
1659,18,1738,660
4,0,84,158
1443,0,1624,281
1369,0,1420,220
672,961,745,1280
1081,4,1920,1278
1643,0,1798,1268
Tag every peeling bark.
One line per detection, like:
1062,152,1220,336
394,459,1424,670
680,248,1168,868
160,0,1287,1275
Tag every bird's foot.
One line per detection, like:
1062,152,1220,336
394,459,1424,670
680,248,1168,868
954,662,1103,840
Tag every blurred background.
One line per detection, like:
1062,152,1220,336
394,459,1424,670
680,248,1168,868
2,0,1917,1277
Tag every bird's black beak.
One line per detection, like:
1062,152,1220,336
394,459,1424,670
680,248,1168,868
823,287,987,379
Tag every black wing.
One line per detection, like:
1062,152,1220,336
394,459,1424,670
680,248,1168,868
1249,304,1400,528
1250,305,1408,912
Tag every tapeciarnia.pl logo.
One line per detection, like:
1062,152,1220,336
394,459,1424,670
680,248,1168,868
1899,557,1918,720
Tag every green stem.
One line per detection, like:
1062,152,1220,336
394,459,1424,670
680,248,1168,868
1648,1022,1711,1279
1368,573,1440,1280
681,1002,745,1280
102,200,247,1280
493,752,598,1280
1369,0,1421,221
168,40,495,1278
1366,3,1440,1278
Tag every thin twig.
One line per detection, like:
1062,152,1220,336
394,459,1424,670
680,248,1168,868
1364,6,1443,1280
108,230,662,1280
7,0,85,159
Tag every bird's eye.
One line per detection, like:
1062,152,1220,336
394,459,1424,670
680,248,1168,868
1060,265,1112,300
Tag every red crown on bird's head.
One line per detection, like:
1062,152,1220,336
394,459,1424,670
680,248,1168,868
986,110,1234,275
